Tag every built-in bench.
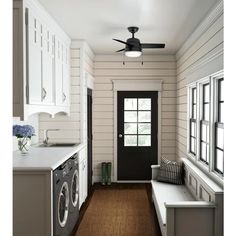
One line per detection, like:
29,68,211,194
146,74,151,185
151,158,223,236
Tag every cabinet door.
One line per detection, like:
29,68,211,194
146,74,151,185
55,37,63,105
27,9,42,104
82,157,88,202
79,159,84,209
41,26,54,105
62,45,70,106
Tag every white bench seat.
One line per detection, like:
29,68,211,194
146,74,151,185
151,161,223,236
151,180,194,225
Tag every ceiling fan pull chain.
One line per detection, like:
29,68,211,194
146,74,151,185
141,53,144,65
123,52,125,65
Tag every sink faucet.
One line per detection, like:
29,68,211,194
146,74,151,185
43,129,60,145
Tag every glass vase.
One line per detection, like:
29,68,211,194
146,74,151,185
18,137,31,154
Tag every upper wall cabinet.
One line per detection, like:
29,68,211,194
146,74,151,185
13,0,71,120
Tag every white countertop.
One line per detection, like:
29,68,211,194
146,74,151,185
13,143,86,171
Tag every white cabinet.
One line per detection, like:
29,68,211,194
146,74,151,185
13,0,70,120
79,147,87,209
55,37,70,107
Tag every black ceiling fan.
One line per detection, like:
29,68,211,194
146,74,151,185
113,26,165,57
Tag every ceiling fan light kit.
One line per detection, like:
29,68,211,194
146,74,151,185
113,26,165,58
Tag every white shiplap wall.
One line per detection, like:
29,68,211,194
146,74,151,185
93,55,176,181
176,1,224,160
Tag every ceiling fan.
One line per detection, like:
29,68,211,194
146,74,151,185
113,26,165,57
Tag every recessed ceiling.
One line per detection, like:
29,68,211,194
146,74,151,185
38,0,220,54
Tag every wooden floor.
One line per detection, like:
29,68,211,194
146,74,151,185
73,183,162,236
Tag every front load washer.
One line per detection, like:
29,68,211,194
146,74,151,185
68,153,80,234
53,160,71,236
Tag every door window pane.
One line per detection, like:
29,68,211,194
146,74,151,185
138,99,151,110
124,99,137,110
138,135,151,146
138,111,151,122
138,123,151,134
193,104,196,119
124,123,137,134
124,111,137,122
124,135,137,146
219,79,224,101
216,127,224,149
193,88,197,103
216,149,224,173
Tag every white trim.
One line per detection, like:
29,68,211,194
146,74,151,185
112,79,163,91
112,79,162,182
176,0,223,60
85,72,94,90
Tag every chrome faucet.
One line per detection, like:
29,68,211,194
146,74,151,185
43,129,60,145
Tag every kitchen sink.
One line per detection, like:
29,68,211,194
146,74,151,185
38,143,79,147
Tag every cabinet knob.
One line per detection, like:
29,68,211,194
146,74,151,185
118,134,123,138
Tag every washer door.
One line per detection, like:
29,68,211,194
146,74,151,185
58,181,69,227
71,169,79,207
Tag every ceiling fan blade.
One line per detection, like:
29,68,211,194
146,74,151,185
116,48,125,52
141,43,165,48
113,39,128,45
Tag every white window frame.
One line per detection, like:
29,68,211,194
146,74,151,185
187,70,224,186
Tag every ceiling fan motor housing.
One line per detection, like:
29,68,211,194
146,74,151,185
126,38,142,52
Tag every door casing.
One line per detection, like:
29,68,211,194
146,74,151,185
112,79,163,182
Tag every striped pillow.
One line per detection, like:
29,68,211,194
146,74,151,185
156,157,183,185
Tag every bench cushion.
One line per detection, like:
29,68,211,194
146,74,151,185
151,180,195,225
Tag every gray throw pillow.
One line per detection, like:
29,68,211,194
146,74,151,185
156,157,183,185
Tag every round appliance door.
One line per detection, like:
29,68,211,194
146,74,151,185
58,181,69,227
71,169,79,207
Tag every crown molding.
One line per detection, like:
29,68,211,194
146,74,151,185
176,0,223,60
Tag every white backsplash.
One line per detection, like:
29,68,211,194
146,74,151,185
13,114,39,151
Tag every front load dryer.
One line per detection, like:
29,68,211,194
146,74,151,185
53,160,71,236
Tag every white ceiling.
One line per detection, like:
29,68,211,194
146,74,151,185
38,0,220,54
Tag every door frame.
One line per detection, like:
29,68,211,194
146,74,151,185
112,79,163,182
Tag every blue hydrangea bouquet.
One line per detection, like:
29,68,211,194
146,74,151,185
13,125,35,154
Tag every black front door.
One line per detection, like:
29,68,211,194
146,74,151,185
87,88,92,194
117,91,158,180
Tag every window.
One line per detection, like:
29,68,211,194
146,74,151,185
124,98,151,146
189,87,197,155
200,83,210,164
215,78,224,175
187,72,224,178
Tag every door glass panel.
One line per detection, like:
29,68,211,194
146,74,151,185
124,135,137,146
124,99,137,110
216,127,224,149
138,99,151,110
124,111,137,122
193,104,196,119
138,111,151,122
138,123,151,134
193,88,197,103
138,135,151,146
216,149,223,173
124,123,137,134
219,103,224,122
219,79,224,101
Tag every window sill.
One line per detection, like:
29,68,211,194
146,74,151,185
186,154,223,188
